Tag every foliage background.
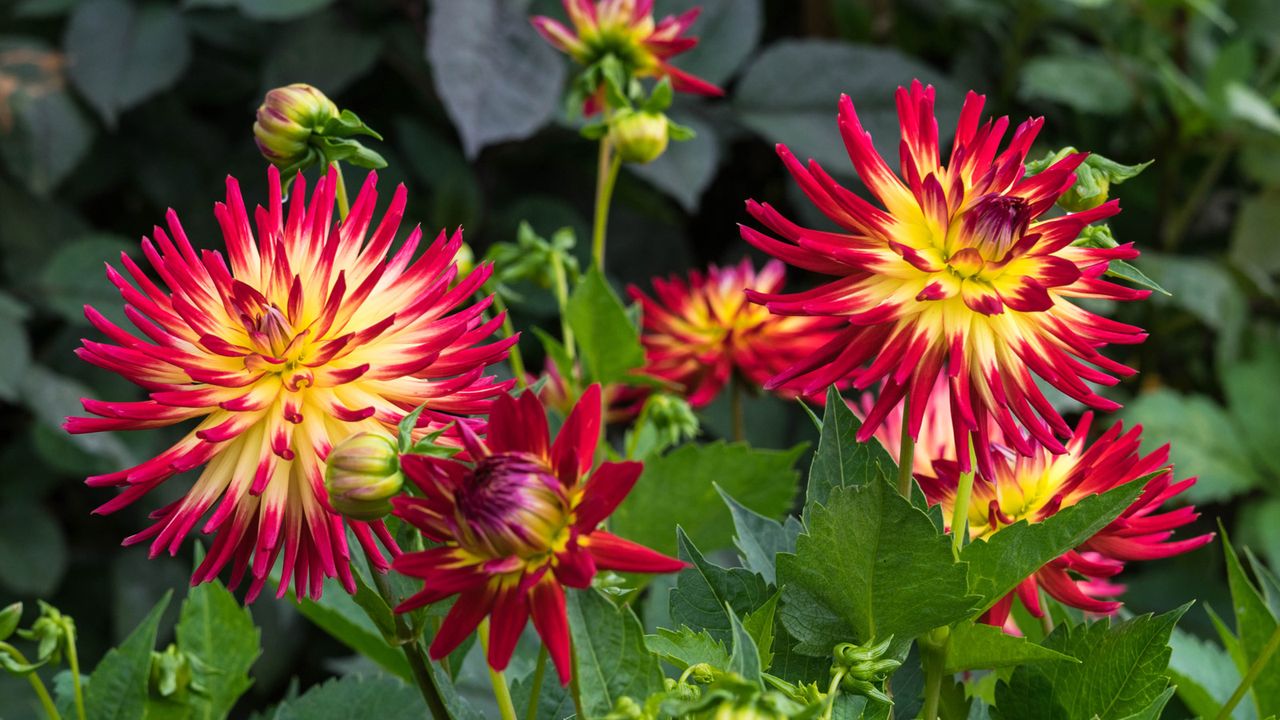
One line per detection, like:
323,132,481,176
0,0,1276,715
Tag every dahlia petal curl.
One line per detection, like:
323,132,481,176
391,385,685,686
65,165,516,602
743,80,1151,477
869,379,1213,629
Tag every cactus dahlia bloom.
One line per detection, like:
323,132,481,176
872,383,1213,626
392,385,683,684
629,259,841,408
742,81,1150,476
65,166,514,601
531,0,723,111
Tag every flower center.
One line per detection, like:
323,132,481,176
455,453,571,561
960,194,1031,261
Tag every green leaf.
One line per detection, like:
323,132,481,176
742,590,780,671
721,487,801,585
64,0,191,126
943,620,1078,674
1139,252,1247,366
1226,82,1280,137
176,577,260,719
279,579,413,681
427,0,565,157
0,84,93,196
0,502,67,596
565,266,646,386
36,235,134,328
0,603,20,641
85,592,172,720
778,480,976,654
613,441,802,557
645,626,731,670
805,386,897,515
0,292,30,402
1121,389,1260,503
271,675,426,719
233,0,333,20
1222,348,1280,480
567,588,666,718
726,605,762,685
961,477,1146,614
1018,53,1133,115
261,12,382,100
1168,626,1244,720
734,40,961,172
629,113,720,211
1116,687,1177,720
1107,260,1170,296
993,606,1189,720
1230,191,1280,294
1223,526,1280,718
669,529,771,644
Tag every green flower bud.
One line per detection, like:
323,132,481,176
609,110,670,164
16,602,71,663
1058,173,1109,212
324,432,404,521
149,644,194,700
0,603,20,641
253,84,340,170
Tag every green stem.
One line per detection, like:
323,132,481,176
1214,622,1280,720
729,373,746,443
0,643,60,720
525,644,548,720
549,256,576,362
362,550,452,720
569,635,586,720
489,293,529,389
821,669,845,720
896,394,915,498
919,627,950,720
333,162,351,220
1038,588,1055,637
64,627,85,720
950,435,976,557
478,620,518,720
590,138,623,273
1160,141,1232,250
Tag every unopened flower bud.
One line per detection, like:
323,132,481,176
253,84,339,170
324,433,404,521
149,644,194,700
1058,174,1109,212
609,111,670,164
455,242,476,279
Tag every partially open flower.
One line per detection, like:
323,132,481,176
253,84,338,170
324,433,404,521
629,259,842,408
531,0,722,113
392,386,683,685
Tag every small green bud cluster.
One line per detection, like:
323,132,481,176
580,64,695,166
831,636,901,704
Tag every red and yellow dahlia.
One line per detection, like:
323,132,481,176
742,81,1149,476
66,166,514,600
872,382,1213,627
629,258,841,408
531,0,723,111
392,385,683,684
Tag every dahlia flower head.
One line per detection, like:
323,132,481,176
66,166,514,601
871,381,1213,627
532,0,723,112
629,258,842,408
742,80,1150,478
391,385,684,684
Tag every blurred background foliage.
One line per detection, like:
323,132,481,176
0,0,1278,715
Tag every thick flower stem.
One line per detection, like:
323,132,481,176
919,627,951,720
730,373,746,443
361,549,451,720
1214,622,1280,720
821,669,845,720
0,643,60,720
569,636,586,720
478,620,518,720
550,256,576,361
590,138,623,272
896,394,914,498
525,644,548,720
950,435,977,557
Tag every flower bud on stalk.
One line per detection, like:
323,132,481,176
324,433,404,521
609,110,670,164
253,84,339,170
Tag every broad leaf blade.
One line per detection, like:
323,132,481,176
565,266,646,386
176,578,260,719
944,620,1077,674
567,588,665,718
85,591,172,720
669,528,771,644
806,386,897,514
722,487,802,585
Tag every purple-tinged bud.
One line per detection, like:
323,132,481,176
324,432,404,521
454,453,571,559
253,84,339,169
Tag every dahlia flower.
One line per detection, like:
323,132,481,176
742,81,1149,476
392,385,684,684
66,166,514,601
872,383,1213,626
531,0,723,111
629,258,840,408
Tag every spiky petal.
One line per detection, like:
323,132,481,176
743,81,1150,477
392,385,683,685
66,166,515,601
